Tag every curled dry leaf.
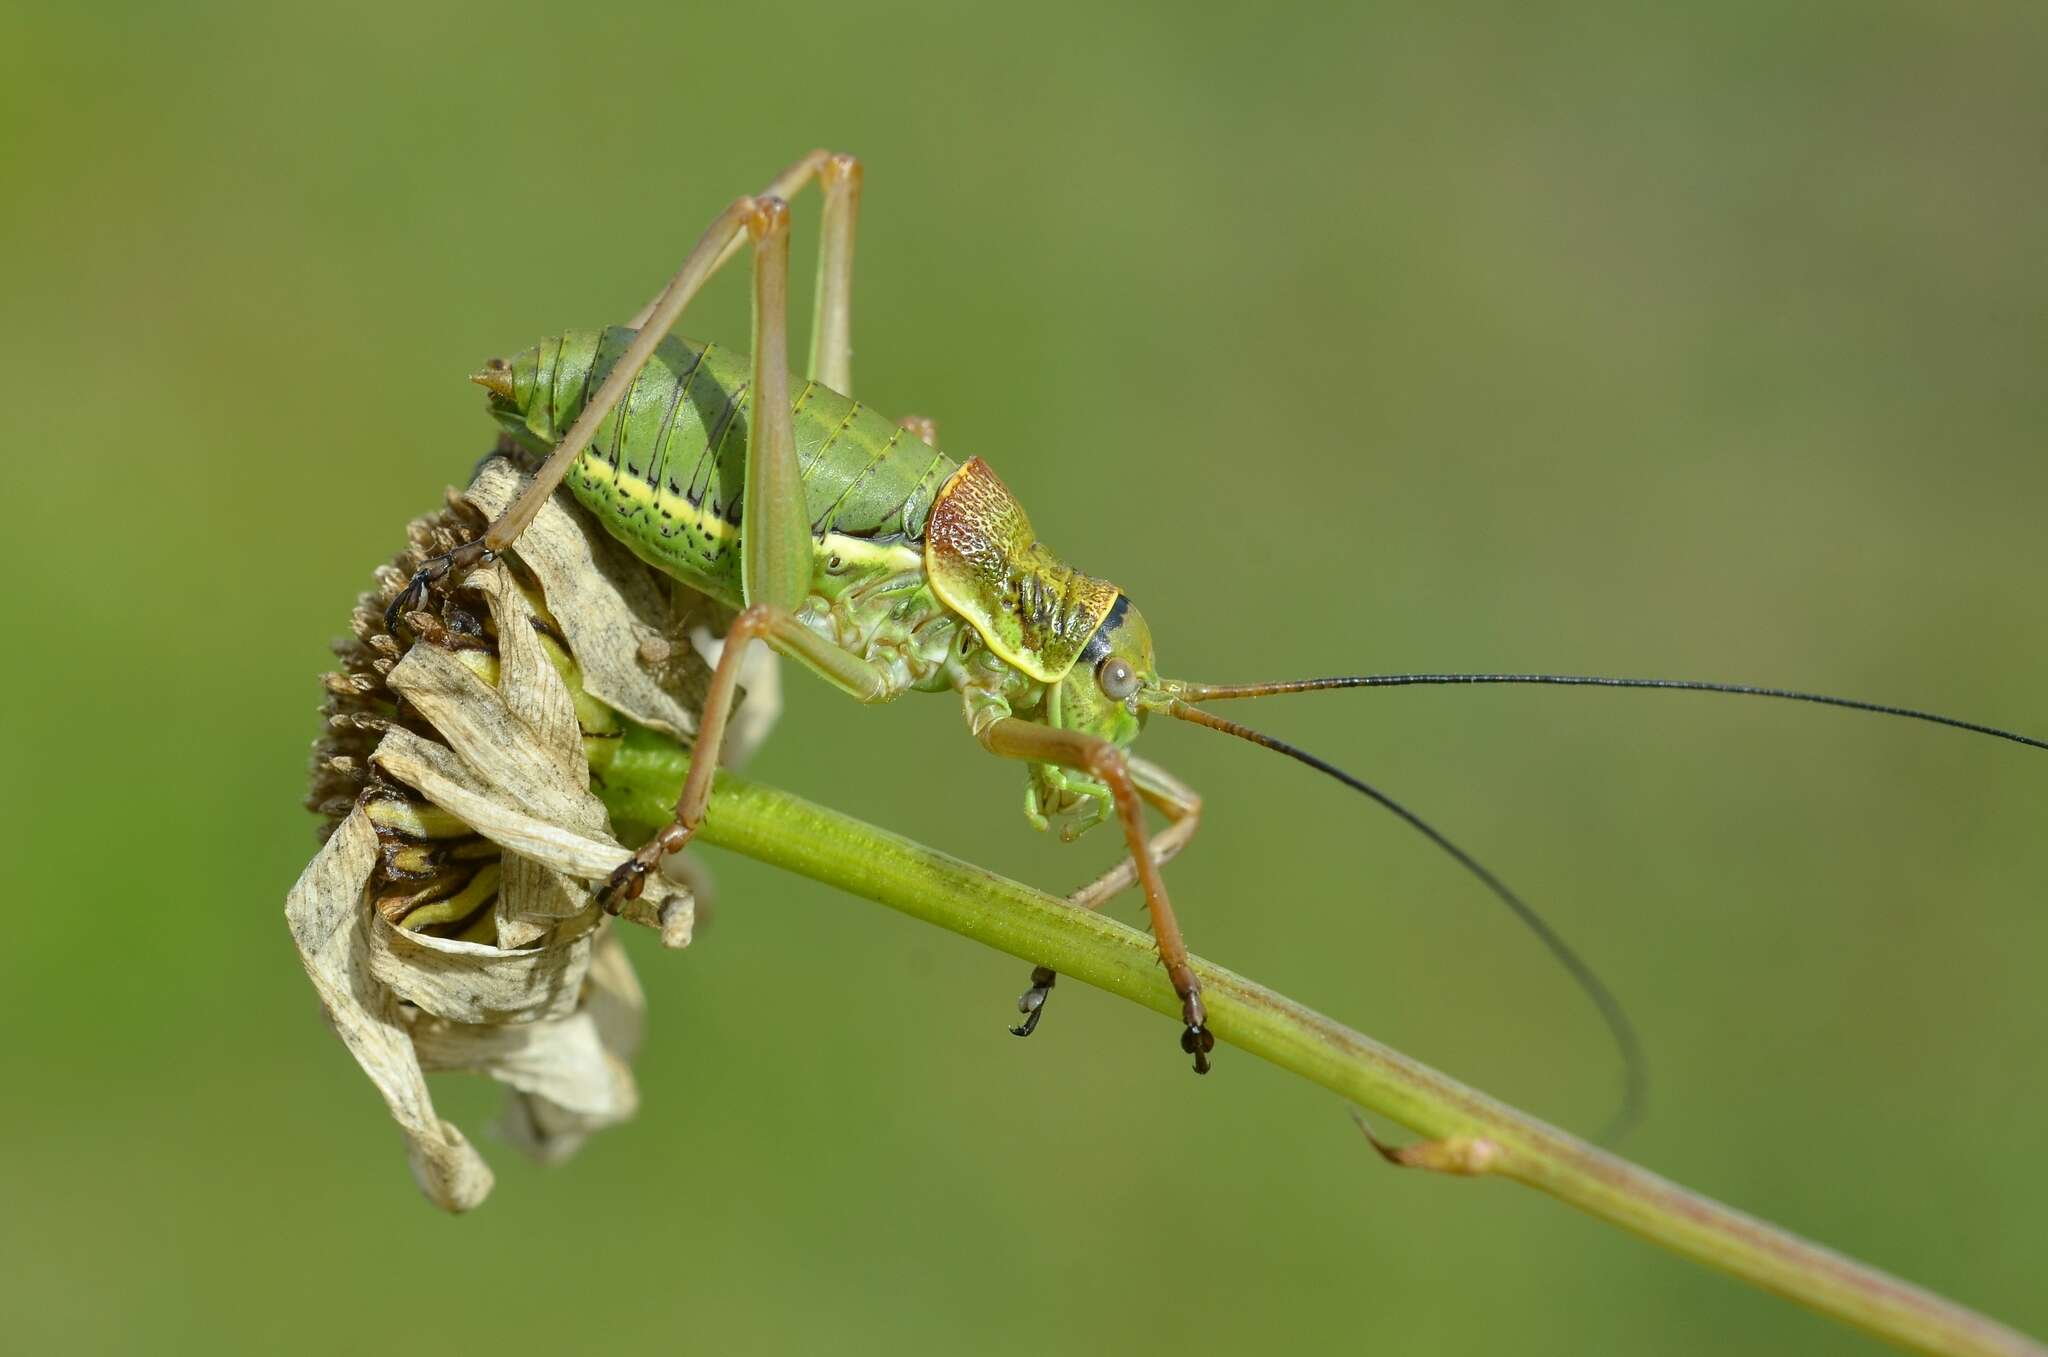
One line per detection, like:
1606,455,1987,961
463,458,714,745
288,455,744,1211
463,457,782,769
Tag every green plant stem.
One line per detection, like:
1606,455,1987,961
606,756,2038,1357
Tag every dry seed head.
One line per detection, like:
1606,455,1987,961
307,481,616,941
307,487,491,841
303,471,673,940
288,454,737,1211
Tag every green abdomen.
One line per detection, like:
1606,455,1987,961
539,328,955,604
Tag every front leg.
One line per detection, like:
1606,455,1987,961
977,718,1214,1073
1011,756,1203,1037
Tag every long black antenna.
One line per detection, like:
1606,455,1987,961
1170,701,1646,1144
1176,674,2048,752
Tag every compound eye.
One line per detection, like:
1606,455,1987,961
1096,655,1139,701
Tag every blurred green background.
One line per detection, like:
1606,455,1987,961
3,1,2043,1352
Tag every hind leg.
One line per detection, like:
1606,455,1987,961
389,151,864,627
599,198,899,908
490,150,862,553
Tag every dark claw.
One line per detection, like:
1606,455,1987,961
1009,967,1056,1037
383,577,430,635
384,541,495,635
600,825,693,917
598,856,650,916
1180,1023,1216,1075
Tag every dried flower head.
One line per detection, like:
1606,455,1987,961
309,487,510,939
287,455,768,1210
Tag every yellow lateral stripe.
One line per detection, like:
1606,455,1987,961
574,451,923,576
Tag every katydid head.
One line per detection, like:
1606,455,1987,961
1017,596,1161,839
1049,595,1158,748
